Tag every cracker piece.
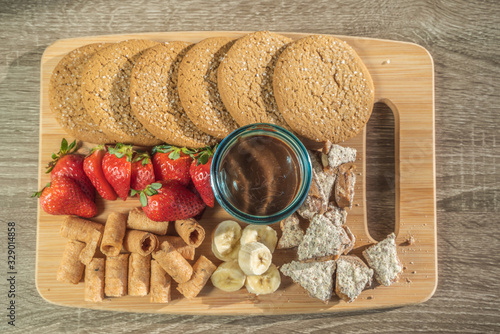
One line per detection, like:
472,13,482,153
335,163,356,209
174,219,205,248
335,256,373,303
85,258,105,302
126,207,169,235
323,204,348,227
362,233,403,286
217,31,293,129
156,235,195,260
327,144,357,169
178,37,238,138
152,241,193,284
56,240,86,284
342,225,356,255
105,253,129,297
100,212,127,257
128,253,151,296
274,35,374,143
122,230,158,256
277,213,304,249
49,43,115,144
81,39,162,146
130,42,217,148
298,214,351,261
177,256,216,299
150,259,171,303
280,260,336,303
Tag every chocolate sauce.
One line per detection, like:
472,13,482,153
219,135,300,216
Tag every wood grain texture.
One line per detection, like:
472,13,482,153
0,0,499,332
36,31,435,315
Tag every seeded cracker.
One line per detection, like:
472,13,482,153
178,37,239,138
81,40,162,146
130,42,217,148
280,260,336,303
362,233,403,286
217,31,293,129
327,144,357,169
49,43,115,144
273,35,375,143
335,256,373,303
277,213,304,249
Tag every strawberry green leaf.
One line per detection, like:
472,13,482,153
130,188,138,197
168,150,180,160
139,192,148,207
151,183,162,190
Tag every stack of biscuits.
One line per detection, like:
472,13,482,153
49,31,374,148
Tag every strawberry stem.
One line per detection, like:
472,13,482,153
46,138,78,173
108,143,133,162
152,145,194,160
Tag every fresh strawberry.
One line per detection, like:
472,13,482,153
83,145,118,201
152,145,193,186
133,181,205,222
33,176,97,218
102,143,133,201
47,138,95,201
131,151,155,191
189,146,216,207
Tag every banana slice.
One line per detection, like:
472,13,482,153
238,241,272,276
212,220,242,261
245,264,281,295
240,225,278,253
211,260,246,292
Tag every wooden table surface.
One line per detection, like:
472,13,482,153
0,0,498,333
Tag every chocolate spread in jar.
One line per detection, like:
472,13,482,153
219,135,300,216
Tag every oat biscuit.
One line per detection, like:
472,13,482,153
49,43,115,144
130,42,217,148
217,31,293,129
81,39,162,146
273,35,375,143
178,37,238,138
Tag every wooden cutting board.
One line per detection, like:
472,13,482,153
36,31,436,315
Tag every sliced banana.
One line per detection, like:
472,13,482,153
238,241,272,276
245,264,281,295
212,220,242,261
211,260,246,292
240,225,278,253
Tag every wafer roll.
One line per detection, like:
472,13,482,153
152,241,193,284
128,253,151,296
105,254,129,297
156,235,195,260
79,229,102,265
150,259,171,303
122,230,158,256
85,258,105,302
100,212,127,257
175,219,205,248
60,216,104,242
56,240,86,284
127,207,169,235
177,255,216,299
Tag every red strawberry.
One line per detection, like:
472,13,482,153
33,176,97,218
83,145,118,201
131,151,155,191
135,181,205,222
189,146,216,207
152,145,193,186
102,143,133,201
47,138,95,201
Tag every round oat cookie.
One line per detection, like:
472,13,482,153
130,42,217,148
81,40,163,146
273,35,375,143
49,43,115,144
217,31,293,129
178,37,238,139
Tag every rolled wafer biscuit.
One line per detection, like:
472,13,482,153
128,253,151,296
105,254,129,297
175,219,205,248
156,235,195,260
150,259,171,303
60,216,104,264
85,258,105,302
177,255,216,299
56,240,86,284
100,212,128,257
127,207,169,235
152,241,193,284
79,229,102,265
122,230,158,256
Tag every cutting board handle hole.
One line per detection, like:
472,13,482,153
365,102,396,241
